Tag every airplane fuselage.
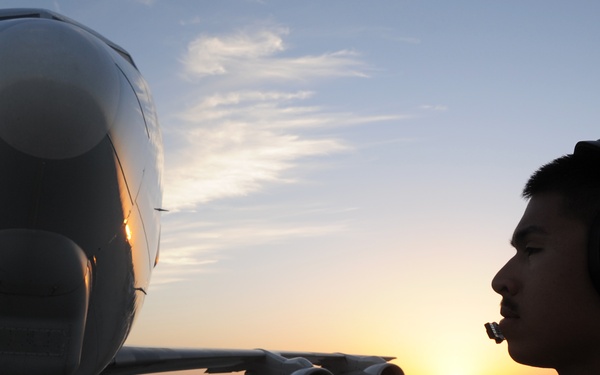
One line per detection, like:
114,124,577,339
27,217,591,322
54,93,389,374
0,9,163,375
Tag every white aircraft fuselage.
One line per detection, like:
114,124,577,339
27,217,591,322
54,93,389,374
0,9,163,375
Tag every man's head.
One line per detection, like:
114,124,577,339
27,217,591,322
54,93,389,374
523,141,600,226
491,140,600,373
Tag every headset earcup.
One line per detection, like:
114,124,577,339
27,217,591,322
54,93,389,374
588,214,600,294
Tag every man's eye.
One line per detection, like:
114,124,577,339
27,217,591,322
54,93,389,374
524,247,542,256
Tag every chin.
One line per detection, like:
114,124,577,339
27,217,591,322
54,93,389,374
507,341,555,369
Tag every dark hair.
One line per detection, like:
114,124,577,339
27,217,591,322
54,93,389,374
523,153,600,225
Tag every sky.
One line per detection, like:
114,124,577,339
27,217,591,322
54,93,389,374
2,1,600,374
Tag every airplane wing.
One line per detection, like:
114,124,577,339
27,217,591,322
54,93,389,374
100,346,403,375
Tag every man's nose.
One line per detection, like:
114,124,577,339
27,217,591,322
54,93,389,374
491,258,520,296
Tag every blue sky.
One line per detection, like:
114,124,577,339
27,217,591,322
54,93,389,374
3,1,600,374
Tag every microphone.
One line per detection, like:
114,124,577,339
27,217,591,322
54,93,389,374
484,322,505,343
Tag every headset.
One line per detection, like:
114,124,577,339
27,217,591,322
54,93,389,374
574,140,600,295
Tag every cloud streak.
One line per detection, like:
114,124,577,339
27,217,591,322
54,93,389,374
182,27,369,81
163,26,398,211
152,211,349,287
154,25,402,284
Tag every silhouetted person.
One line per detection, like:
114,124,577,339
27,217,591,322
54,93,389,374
492,140,600,375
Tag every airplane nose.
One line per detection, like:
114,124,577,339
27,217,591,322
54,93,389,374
0,18,119,159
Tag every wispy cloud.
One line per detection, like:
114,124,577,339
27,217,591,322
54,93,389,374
163,88,404,211
162,217,348,255
419,104,448,112
154,25,403,284
152,211,349,287
163,26,400,211
182,27,369,81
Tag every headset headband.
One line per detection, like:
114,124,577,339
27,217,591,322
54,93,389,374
574,140,600,157
574,139,600,294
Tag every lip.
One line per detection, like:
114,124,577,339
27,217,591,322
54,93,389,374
500,305,520,319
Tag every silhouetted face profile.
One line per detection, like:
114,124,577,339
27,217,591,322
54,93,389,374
492,191,600,372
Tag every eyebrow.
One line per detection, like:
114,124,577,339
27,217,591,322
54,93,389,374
510,225,548,248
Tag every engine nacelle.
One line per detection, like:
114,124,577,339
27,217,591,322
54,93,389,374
247,350,334,375
321,354,404,375
362,363,404,375
291,368,334,375
253,351,403,375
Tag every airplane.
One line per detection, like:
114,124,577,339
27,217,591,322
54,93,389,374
0,8,403,375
